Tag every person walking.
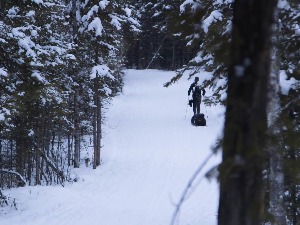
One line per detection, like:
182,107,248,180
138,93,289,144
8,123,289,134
188,77,206,115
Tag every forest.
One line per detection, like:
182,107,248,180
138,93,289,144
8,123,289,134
0,0,300,225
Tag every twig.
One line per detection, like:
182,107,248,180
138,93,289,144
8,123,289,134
0,169,27,187
146,36,167,69
169,152,215,225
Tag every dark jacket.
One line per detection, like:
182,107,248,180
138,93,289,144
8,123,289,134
188,82,205,101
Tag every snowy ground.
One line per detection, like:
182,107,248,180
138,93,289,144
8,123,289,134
1,69,224,225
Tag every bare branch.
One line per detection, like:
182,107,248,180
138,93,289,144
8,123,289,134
169,152,215,225
0,169,26,187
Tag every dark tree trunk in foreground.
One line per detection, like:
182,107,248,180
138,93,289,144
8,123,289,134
218,1,277,225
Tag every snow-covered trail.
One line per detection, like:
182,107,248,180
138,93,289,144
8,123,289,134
1,69,224,225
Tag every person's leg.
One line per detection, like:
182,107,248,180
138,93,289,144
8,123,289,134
193,100,196,115
196,102,200,114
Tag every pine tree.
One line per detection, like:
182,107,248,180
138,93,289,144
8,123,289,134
76,0,140,168
276,2,300,224
0,0,73,186
218,1,277,225
126,0,194,70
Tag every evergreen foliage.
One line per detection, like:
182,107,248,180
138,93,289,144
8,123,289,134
277,2,300,224
0,0,139,186
0,1,300,224
126,0,195,70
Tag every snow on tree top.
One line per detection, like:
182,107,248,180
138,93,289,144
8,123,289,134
202,10,223,33
90,65,115,80
0,68,8,77
88,17,103,36
124,7,132,17
280,70,297,95
99,0,109,10
110,15,122,30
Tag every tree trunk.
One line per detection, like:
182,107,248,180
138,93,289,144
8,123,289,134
71,0,77,40
218,1,277,225
0,137,2,189
291,184,297,225
35,127,41,185
93,45,102,168
34,102,42,186
15,133,24,177
267,8,287,225
96,91,101,166
93,77,97,169
68,133,71,167
36,148,65,185
172,38,175,70
74,90,80,168
71,0,80,168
